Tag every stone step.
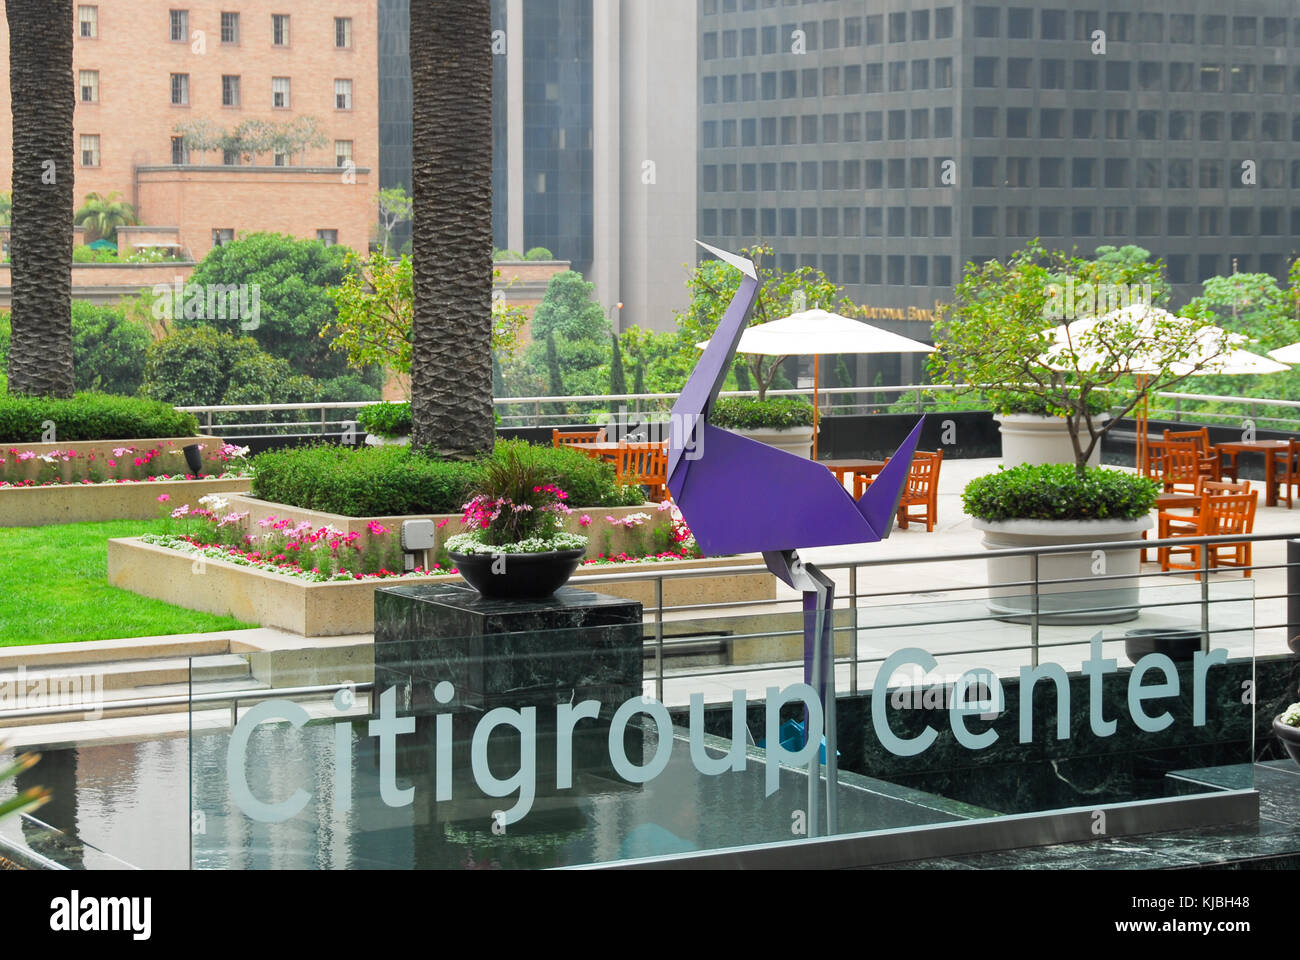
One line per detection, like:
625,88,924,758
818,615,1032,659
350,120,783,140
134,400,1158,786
0,634,236,671
3,654,250,697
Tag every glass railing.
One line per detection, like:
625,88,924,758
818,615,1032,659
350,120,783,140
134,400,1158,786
186,577,1256,869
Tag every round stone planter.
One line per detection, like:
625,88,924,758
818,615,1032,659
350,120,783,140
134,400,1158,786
364,434,411,447
973,515,1153,625
448,548,586,600
995,414,1109,468
1272,716,1300,767
727,424,816,459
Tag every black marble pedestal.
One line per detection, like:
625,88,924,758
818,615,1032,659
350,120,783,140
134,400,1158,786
373,583,644,712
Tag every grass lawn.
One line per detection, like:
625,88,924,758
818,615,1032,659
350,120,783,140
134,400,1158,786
0,518,254,647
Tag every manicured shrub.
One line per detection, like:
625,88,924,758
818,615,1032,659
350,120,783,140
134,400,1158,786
357,401,412,438
711,395,815,430
71,301,151,396
0,393,201,443
962,463,1159,522
991,390,1109,418
249,440,643,517
523,247,554,261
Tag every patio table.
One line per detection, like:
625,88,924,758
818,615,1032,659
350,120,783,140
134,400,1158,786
1212,440,1291,507
821,458,887,498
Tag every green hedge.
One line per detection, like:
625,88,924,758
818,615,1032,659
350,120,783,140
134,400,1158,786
250,440,643,517
711,395,815,430
0,393,201,443
963,463,1159,522
991,391,1110,418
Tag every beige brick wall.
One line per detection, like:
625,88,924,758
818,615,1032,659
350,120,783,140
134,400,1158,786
0,1,378,254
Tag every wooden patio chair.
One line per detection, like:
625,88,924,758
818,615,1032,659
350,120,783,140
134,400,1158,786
614,442,669,501
1274,438,1300,509
1164,428,1223,482
1158,489,1258,580
1161,440,1219,494
896,449,942,532
551,428,606,449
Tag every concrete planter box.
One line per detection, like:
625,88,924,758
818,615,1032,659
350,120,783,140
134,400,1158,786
729,424,816,459
973,516,1153,625
0,435,219,485
995,415,1108,468
363,434,410,447
0,477,252,527
106,537,775,637
226,494,672,560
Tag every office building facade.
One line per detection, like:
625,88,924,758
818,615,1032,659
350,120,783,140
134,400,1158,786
698,0,1300,361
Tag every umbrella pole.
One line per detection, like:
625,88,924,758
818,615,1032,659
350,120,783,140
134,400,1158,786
813,355,820,461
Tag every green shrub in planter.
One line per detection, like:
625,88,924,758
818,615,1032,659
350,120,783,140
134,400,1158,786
0,393,201,443
991,390,1109,418
357,401,412,439
250,440,643,517
963,463,1159,522
711,395,815,430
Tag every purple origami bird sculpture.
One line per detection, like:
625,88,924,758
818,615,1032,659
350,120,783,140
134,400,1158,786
667,242,924,834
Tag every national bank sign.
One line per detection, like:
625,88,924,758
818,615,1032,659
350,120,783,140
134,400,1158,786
225,637,1230,826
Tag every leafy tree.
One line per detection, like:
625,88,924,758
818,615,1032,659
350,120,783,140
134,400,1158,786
677,244,843,400
6,0,75,397
376,187,413,255
183,232,352,379
141,326,322,417
326,251,526,394
531,270,610,342
1186,272,1296,350
70,301,150,395
74,191,138,243
0,191,11,226
172,117,219,163
524,247,554,261
544,331,565,396
609,331,627,396
930,241,1240,475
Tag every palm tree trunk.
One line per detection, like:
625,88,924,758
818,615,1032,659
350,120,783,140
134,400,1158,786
5,0,75,397
409,0,495,457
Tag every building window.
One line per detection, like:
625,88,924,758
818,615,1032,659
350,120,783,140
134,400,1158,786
79,70,98,103
317,230,338,247
273,151,288,167
221,12,239,44
335,140,353,168
334,79,353,110
170,9,188,42
212,229,234,247
973,6,1000,37
170,136,188,164
973,58,998,88
222,75,240,107
335,17,352,48
78,5,97,38
79,134,99,167
223,148,240,165
170,73,189,106
272,13,289,46
272,77,290,108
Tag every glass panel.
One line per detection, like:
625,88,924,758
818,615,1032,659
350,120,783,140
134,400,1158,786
186,575,1255,869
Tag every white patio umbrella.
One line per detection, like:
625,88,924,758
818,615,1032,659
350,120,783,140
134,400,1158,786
1040,304,1288,471
697,309,934,459
1268,341,1300,365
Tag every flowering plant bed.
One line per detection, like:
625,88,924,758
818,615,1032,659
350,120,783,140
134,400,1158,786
0,438,246,486
108,537,774,636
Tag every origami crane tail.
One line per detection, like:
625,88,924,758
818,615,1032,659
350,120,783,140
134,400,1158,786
857,417,926,538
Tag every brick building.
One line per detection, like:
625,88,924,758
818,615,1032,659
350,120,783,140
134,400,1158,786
0,1,378,260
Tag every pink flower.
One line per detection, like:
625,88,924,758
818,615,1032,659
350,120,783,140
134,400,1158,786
107,459,116,468
436,518,449,529
579,515,592,527
367,521,388,536
157,494,170,503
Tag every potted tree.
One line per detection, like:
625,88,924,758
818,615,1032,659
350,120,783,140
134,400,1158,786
992,392,1111,468
710,394,816,458
444,441,588,599
932,242,1240,624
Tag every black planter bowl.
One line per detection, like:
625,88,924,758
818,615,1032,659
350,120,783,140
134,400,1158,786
1123,628,1206,665
448,548,586,601
1273,716,1300,767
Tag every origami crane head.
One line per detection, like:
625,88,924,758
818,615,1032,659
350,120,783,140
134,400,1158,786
666,242,924,559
